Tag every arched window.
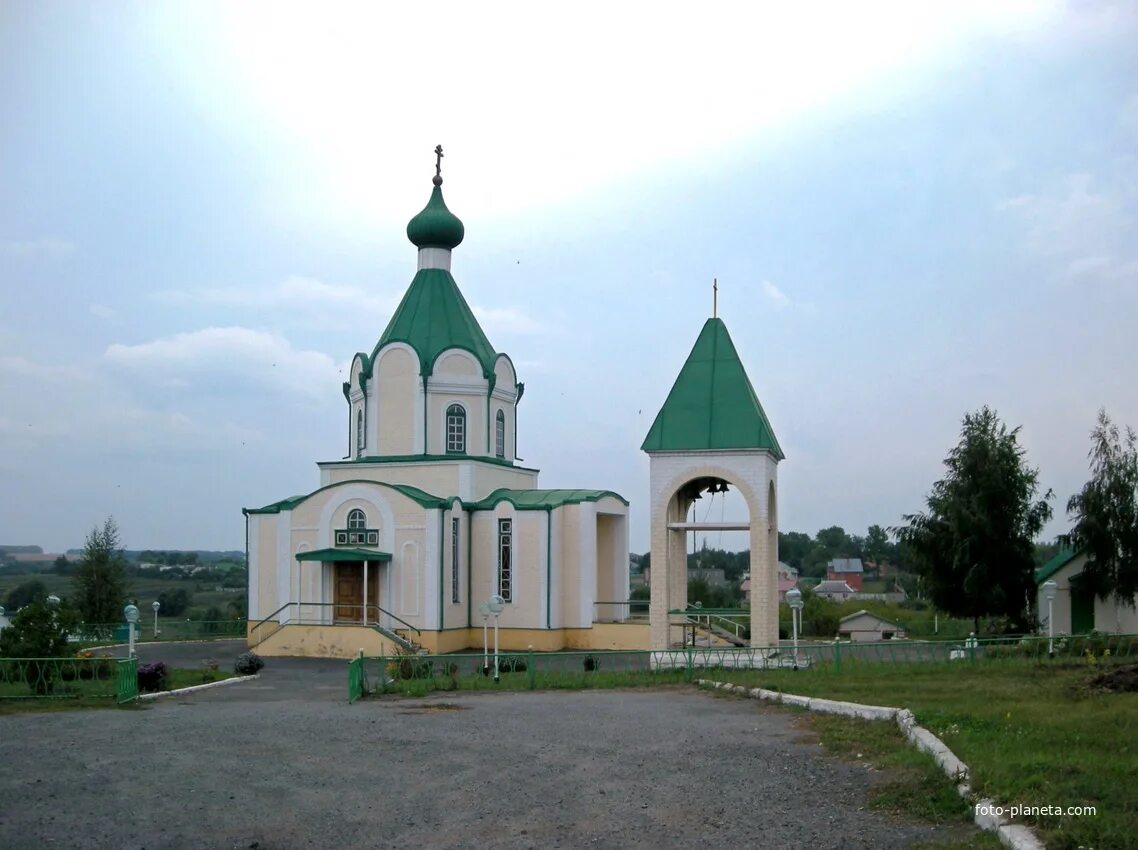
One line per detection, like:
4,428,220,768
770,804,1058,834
495,409,506,458
347,509,367,529
446,404,466,454
356,409,365,457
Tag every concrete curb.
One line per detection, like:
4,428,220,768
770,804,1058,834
698,680,1045,850
137,674,260,701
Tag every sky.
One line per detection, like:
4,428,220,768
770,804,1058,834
2,1,1136,555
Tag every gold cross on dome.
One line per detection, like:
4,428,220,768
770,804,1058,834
713,278,718,318
435,145,444,178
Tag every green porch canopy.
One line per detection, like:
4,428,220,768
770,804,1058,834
295,548,392,563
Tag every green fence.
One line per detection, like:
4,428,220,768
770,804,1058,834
116,657,138,703
72,619,246,644
348,655,365,704
1,655,122,700
350,633,1138,700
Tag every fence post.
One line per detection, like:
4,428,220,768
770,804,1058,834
527,645,535,690
833,639,841,674
686,645,694,682
968,632,977,664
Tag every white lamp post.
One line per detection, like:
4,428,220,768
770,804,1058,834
1042,580,1058,657
786,587,804,669
151,600,161,638
124,604,140,658
479,602,491,676
487,595,505,682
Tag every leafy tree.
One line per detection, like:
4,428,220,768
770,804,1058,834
3,579,47,611
1063,409,1138,604
0,599,80,694
52,555,73,575
157,588,192,617
863,525,890,567
72,517,131,627
777,532,812,570
894,407,1052,632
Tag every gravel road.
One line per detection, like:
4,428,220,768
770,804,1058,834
0,650,968,849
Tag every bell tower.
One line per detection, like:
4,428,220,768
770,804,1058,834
642,312,784,649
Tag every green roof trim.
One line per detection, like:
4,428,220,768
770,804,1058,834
1035,548,1080,584
371,268,497,377
641,318,784,457
318,454,539,474
406,184,465,250
244,479,450,515
465,488,629,512
296,547,392,563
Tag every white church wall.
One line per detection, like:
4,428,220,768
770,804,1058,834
375,344,420,455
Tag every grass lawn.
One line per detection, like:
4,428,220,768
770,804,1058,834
0,666,237,714
710,660,1137,850
791,709,1004,850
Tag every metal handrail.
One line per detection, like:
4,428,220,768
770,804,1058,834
364,604,420,637
249,602,421,649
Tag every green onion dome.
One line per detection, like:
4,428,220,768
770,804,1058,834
406,176,465,250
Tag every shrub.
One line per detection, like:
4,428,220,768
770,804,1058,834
497,655,527,673
137,661,169,693
583,655,599,672
234,652,264,675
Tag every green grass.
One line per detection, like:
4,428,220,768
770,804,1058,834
711,660,1137,850
0,666,237,713
799,711,1003,850
369,667,691,697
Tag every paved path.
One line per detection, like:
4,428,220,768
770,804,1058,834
0,650,977,850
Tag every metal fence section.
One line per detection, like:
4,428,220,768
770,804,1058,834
0,656,122,699
350,632,1138,700
73,619,246,644
348,655,365,704
116,657,138,703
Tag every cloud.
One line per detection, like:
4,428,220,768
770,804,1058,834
0,355,70,380
89,304,115,319
999,173,1137,286
152,276,399,332
104,326,343,400
472,305,548,336
761,280,790,308
157,275,372,308
0,238,75,259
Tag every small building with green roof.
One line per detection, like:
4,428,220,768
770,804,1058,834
1034,548,1138,635
243,154,632,657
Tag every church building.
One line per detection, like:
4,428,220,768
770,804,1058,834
243,155,633,658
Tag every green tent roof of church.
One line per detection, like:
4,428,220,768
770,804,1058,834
371,267,498,377
641,317,784,457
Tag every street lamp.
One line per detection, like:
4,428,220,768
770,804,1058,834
479,602,491,676
487,595,505,682
151,600,161,638
786,587,804,669
123,604,140,658
1042,580,1058,657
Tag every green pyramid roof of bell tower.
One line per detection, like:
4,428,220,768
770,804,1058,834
641,318,784,457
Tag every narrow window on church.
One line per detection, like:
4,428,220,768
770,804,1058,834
356,409,365,458
446,404,466,454
495,409,505,458
451,517,460,604
497,518,512,602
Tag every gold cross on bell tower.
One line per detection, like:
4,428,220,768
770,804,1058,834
713,278,718,318
434,145,444,178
